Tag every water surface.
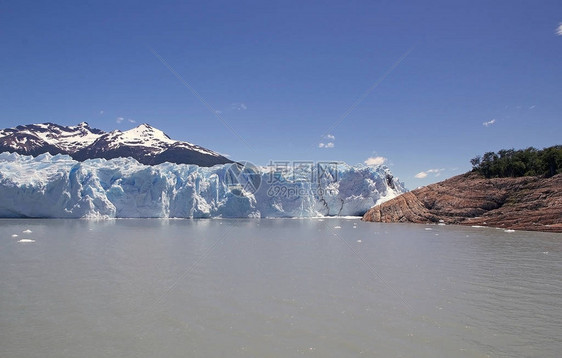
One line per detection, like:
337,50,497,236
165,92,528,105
1,219,561,357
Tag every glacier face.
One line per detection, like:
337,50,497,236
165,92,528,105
0,152,405,218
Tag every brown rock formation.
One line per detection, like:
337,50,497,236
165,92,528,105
362,173,562,233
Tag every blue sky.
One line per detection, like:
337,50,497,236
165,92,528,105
1,0,561,188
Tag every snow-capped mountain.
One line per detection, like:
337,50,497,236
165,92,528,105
0,122,232,166
0,122,103,156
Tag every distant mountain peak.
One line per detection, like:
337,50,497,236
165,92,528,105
0,122,232,167
127,123,171,138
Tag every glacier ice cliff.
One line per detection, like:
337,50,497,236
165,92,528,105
0,152,405,218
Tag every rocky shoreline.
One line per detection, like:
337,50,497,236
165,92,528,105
362,172,562,233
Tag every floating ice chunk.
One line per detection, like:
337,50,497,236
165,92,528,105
425,228,432,231
22,229,32,233
334,226,342,229
471,225,485,228
11,234,18,237
357,239,362,243
18,239,35,243
504,229,515,233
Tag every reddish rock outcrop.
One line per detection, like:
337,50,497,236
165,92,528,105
362,173,562,233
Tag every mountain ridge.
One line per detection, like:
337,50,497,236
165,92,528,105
0,122,232,167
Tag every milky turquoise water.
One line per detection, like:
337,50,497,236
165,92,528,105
1,218,561,357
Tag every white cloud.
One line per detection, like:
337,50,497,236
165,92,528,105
483,119,496,127
215,110,222,114
428,168,444,177
128,119,136,123
116,117,124,124
529,105,536,110
556,23,562,36
415,168,445,179
319,134,336,149
100,110,104,115
364,156,386,166
232,103,247,110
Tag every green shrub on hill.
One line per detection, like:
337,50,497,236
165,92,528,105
470,145,562,178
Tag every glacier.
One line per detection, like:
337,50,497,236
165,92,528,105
0,152,405,218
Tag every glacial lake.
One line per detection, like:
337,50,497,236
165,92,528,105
1,218,561,358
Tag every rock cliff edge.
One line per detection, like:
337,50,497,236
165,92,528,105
362,173,562,233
